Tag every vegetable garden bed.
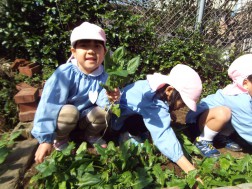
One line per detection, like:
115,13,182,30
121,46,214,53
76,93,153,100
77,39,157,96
19,108,252,189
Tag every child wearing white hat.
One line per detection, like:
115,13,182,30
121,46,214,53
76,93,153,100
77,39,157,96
31,22,120,164
111,64,203,174
186,54,252,157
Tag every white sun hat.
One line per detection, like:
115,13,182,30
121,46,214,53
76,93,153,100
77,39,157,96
223,54,252,95
70,21,106,47
147,64,202,111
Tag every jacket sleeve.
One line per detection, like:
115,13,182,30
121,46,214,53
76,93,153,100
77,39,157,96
141,103,184,163
31,66,73,144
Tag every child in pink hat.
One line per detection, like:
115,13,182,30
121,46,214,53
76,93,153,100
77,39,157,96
186,54,252,157
31,22,120,164
111,64,203,174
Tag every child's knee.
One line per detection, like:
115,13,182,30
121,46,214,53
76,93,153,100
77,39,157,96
215,106,231,122
198,106,231,128
57,105,79,129
86,106,110,124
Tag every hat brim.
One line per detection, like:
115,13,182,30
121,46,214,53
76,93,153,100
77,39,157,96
180,93,197,111
71,37,105,47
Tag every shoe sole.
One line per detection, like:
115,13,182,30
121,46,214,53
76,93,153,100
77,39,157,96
225,147,243,152
196,147,221,158
203,153,220,158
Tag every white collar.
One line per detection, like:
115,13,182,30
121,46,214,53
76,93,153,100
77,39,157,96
71,58,104,76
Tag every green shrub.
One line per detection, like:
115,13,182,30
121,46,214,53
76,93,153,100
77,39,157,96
0,0,108,66
155,30,231,97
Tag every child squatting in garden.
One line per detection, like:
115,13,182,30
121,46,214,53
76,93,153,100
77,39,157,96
186,54,252,158
109,64,203,174
31,22,120,164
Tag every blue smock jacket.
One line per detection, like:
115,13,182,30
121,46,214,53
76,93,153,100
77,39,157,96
186,89,252,145
113,80,183,162
31,61,108,144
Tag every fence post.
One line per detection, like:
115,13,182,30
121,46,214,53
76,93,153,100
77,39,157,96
195,0,205,32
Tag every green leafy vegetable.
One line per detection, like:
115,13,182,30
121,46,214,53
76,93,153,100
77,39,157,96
29,136,252,189
101,46,141,117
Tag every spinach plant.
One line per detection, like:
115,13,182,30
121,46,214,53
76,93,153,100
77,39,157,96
29,134,252,188
101,46,140,117
29,140,198,189
195,153,252,188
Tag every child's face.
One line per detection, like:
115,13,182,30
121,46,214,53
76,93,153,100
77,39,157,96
243,78,252,97
165,86,185,111
173,98,186,111
71,40,106,74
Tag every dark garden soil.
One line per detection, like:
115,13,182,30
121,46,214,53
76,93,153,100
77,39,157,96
21,107,251,188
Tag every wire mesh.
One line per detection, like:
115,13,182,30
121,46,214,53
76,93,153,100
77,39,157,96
110,0,252,54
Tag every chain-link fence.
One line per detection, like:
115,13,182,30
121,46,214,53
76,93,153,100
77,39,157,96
111,0,252,55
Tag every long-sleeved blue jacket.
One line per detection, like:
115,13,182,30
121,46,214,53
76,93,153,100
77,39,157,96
31,61,108,144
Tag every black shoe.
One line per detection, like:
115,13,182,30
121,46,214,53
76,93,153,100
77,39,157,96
214,134,242,152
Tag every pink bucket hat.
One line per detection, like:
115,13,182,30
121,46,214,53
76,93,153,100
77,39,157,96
147,64,202,111
223,54,252,95
70,22,106,47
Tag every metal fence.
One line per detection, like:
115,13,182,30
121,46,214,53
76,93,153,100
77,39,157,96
112,0,252,55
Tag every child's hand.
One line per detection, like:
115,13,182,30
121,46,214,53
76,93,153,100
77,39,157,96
34,143,53,164
106,88,121,102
